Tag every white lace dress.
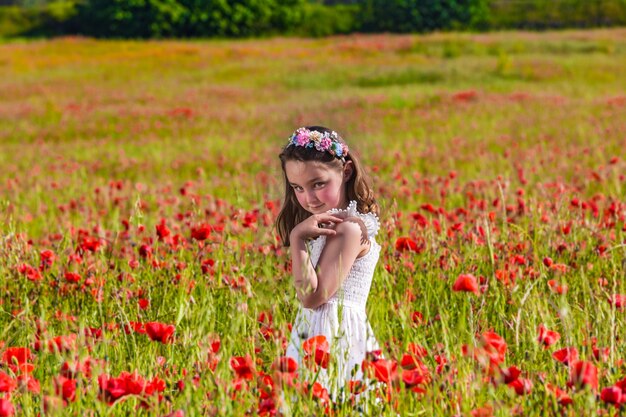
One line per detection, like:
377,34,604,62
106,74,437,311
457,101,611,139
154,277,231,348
285,200,381,398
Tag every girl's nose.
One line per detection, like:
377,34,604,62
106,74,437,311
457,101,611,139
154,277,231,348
305,190,319,204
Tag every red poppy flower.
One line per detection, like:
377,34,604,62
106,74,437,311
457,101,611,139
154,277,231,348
145,322,175,344
258,397,276,416
372,359,398,384
609,294,626,309
138,244,152,259
434,354,448,374
272,356,297,373
552,347,578,366
98,371,149,404
40,249,56,269
55,376,77,402
452,89,478,102
47,334,77,353
452,274,479,294
0,371,17,393
481,331,507,365
400,353,426,371
411,212,429,227
537,325,560,348
568,360,598,391
411,311,424,325
191,224,212,241
138,298,150,310
17,374,40,394
156,219,171,240
64,272,81,283
302,335,330,369
229,355,255,380
394,236,420,252
420,203,437,214
546,383,573,406
402,369,428,393
306,381,330,405
145,376,166,396
508,378,533,395
80,235,102,252
601,386,623,405
17,264,42,282
547,280,568,294
61,357,100,379
1,347,31,367
500,365,521,384
0,398,15,417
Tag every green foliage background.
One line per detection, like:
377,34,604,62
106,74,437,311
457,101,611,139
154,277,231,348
1,0,626,38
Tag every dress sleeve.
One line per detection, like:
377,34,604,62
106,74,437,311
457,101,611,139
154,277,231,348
328,200,380,239
357,212,380,239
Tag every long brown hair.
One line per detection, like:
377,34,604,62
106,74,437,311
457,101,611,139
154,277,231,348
276,126,378,247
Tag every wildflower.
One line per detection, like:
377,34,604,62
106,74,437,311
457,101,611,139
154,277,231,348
145,322,175,344
0,398,15,417
568,360,598,391
191,224,211,241
509,378,533,395
452,274,479,294
40,249,56,269
17,264,42,282
480,331,507,365
371,359,398,384
537,325,560,348
0,371,17,393
609,294,626,309
1,347,32,368
395,236,420,252
156,219,171,241
302,335,329,369
229,355,255,380
64,272,81,283
601,386,624,405
552,347,578,366
546,383,573,406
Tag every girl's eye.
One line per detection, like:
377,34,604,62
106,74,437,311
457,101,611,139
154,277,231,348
314,182,325,188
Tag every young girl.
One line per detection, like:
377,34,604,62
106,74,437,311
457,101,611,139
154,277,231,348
276,126,382,400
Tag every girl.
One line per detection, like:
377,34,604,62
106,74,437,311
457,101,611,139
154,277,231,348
276,126,382,400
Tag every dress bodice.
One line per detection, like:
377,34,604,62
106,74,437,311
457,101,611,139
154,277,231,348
306,200,381,310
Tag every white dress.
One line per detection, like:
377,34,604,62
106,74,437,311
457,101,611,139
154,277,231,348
285,200,381,399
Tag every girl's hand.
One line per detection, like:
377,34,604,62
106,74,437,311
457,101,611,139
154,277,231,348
290,214,344,242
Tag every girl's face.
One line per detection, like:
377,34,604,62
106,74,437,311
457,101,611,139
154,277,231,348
284,160,353,215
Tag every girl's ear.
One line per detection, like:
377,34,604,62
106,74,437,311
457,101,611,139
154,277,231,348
343,161,354,180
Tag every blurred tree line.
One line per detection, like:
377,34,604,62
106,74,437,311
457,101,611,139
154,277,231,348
0,0,625,38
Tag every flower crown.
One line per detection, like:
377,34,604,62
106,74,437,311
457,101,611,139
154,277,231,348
287,127,349,161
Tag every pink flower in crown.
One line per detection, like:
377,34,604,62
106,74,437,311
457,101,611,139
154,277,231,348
317,136,332,151
295,131,309,146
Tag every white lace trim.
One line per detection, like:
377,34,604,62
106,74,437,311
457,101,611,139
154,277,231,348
327,200,380,239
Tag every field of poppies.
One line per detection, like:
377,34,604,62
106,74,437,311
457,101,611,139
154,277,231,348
1,28,625,416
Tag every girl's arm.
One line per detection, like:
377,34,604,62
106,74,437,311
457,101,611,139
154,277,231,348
293,218,367,309
289,212,345,303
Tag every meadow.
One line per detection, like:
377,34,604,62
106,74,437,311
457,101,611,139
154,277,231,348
0,28,625,416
